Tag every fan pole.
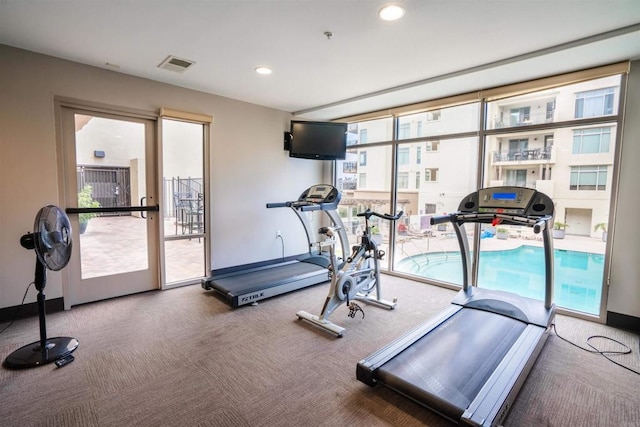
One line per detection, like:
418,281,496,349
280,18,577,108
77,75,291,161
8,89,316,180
35,261,50,351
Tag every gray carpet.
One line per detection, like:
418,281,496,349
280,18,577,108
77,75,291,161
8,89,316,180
1,276,638,426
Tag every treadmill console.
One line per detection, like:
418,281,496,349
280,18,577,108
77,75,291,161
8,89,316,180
295,184,341,210
458,186,553,217
266,184,341,211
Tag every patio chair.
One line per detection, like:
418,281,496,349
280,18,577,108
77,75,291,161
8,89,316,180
173,192,194,234
185,193,204,235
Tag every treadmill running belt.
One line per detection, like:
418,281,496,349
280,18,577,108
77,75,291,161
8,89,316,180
376,308,526,421
212,261,325,295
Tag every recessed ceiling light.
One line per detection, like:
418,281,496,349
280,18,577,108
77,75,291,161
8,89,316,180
379,4,405,21
255,67,272,75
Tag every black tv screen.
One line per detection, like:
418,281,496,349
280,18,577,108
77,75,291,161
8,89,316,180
288,120,347,160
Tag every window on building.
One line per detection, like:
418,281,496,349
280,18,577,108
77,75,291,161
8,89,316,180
397,172,409,189
426,140,440,151
416,146,422,164
575,87,615,118
505,169,527,187
427,110,441,121
425,168,439,182
343,161,357,173
359,172,367,189
415,171,420,189
398,123,410,139
359,128,368,144
570,165,608,190
508,138,528,159
572,127,611,154
398,147,410,165
510,107,531,126
546,101,556,120
359,151,367,166
425,203,436,214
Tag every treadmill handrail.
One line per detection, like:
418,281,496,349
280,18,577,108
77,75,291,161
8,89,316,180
266,202,290,208
431,212,553,229
266,200,334,212
429,187,555,309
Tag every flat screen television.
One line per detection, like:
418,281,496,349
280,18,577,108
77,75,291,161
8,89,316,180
287,120,347,160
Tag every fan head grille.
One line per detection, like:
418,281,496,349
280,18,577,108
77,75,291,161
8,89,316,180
33,205,72,271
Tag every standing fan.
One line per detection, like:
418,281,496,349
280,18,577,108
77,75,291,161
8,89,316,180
3,205,79,369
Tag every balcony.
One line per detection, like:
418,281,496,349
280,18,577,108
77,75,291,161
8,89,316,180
492,109,555,129
493,147,553,164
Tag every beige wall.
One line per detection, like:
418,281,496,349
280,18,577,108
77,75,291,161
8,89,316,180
0,45,323,308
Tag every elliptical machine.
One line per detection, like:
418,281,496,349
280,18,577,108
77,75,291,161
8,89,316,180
296,209,403,337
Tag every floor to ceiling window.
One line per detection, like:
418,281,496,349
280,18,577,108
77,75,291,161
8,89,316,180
391,104,480,287
336,119,393,260
480,75,621,316
334,65,626,319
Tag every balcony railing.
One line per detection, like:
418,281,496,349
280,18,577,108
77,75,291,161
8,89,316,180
492,110,555,129
493,147,552,162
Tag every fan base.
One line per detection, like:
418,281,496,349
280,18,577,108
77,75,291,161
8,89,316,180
3,337,78,369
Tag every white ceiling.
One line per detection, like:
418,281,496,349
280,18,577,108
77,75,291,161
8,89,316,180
1,0,639,121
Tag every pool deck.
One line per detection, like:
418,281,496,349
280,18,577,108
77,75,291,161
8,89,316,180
393,228,606,260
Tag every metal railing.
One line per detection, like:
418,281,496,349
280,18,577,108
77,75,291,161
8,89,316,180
492,109,555,129
163,177,203,218
493,147,552,162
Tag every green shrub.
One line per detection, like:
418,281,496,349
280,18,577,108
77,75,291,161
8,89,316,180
78,185,101,223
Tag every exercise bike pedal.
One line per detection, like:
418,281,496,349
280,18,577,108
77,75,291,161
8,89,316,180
347,302,365,319
377,250,386,260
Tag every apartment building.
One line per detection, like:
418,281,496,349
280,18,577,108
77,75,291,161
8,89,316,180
338,75,619,240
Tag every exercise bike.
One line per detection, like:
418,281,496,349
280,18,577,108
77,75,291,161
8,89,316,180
296,209,403,337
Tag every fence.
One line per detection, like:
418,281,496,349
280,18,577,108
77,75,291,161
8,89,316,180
163,177,203,218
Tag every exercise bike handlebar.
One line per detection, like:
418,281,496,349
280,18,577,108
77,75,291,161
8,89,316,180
357,210,404,221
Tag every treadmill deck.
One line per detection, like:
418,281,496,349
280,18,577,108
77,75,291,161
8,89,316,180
208,261,329,307
376,308,527,422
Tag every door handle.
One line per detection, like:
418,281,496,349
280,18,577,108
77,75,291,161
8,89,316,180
66,204,159,215
140,197,147,219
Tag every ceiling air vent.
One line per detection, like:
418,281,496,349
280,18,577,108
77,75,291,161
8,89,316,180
158,55,196,73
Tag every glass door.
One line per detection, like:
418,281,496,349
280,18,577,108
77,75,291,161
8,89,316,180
60,108,159,307
161,118,207,286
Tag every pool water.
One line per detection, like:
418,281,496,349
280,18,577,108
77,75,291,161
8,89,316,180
395,245,604,315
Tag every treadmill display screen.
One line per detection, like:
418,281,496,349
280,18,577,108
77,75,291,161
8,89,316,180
477,187,536,213
493,192,517,200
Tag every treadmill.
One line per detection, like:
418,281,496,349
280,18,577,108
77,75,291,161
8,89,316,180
202,184,349,308
357,186,556,426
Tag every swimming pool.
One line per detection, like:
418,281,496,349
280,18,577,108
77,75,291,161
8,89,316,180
395,245,604,315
